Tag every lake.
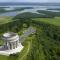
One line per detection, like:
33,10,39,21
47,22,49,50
0,5,60,16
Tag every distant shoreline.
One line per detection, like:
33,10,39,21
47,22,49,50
0,2,60,6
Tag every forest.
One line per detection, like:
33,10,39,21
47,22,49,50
0,12,60,60
37,10,60,17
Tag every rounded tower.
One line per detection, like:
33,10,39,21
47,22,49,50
3,32,20,50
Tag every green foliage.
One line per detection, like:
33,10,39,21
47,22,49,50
37,10,60,17
32,18,60,26
0,11,60,60
13,12,52,20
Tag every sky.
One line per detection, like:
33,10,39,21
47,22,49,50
0,0,60,3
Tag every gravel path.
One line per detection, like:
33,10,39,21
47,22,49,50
19,26,36,42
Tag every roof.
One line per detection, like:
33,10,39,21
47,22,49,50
3,32,17,38
2,32,19,41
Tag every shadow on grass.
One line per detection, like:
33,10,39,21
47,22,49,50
8,53,19,60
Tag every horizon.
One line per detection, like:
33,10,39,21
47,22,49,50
0,2,60,3
0,0,60,3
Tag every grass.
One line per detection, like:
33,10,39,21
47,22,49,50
32,17,60,26
0,16,13,25
0,39,4,46
0,55,8,60
18,36,33,60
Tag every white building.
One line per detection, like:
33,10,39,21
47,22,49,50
3,32,21,50
0,32,24,56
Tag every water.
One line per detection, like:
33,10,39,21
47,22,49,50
44,9,60,12
0,5,60,16
0,5,47,16
0,11,18,16
47,6,60,9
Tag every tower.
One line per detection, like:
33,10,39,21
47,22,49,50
3,32,21,50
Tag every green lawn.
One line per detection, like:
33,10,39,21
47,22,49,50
0,39,4,46
32,17,60,26
0,16,13,25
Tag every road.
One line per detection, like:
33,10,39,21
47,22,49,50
19,26,36,42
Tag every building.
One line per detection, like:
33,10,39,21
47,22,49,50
0,32,24,56
3,32,20,50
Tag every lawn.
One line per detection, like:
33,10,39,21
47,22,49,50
32,17,60,26
0,16,13,25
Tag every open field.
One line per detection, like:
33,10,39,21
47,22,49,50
0,16,13,25
32,17,60,26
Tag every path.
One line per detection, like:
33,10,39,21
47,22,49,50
19,26,36,42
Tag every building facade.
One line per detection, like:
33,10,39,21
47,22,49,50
3,32,20,50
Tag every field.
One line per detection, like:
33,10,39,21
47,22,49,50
0,16,13,25
32,17,60,26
